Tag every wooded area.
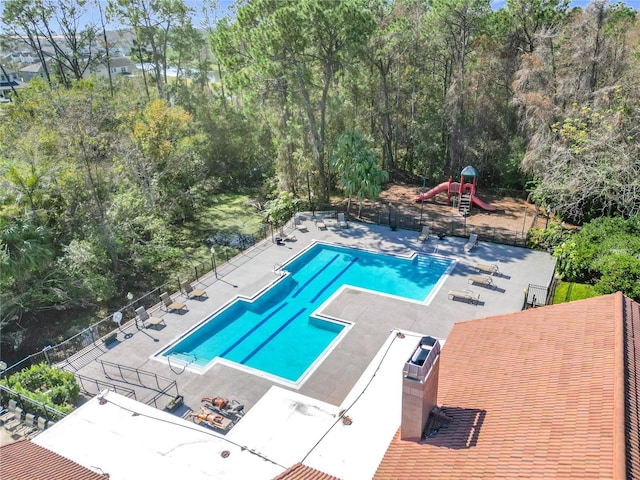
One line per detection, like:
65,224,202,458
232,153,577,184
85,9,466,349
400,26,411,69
1,0,639,360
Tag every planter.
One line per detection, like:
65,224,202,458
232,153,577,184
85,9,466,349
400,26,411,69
103,332,118,345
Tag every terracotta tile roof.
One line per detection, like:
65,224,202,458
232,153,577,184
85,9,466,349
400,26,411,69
0,439,107,479
273,462,341,480
374,292,640,480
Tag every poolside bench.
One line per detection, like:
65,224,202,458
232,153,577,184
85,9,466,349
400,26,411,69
448,289,480,304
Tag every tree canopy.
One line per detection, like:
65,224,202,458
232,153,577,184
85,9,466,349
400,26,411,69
1,0,639,356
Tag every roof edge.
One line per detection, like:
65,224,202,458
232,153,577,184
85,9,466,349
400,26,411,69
613,291,627,480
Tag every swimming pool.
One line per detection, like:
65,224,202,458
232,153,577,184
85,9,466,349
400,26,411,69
160,243,451,383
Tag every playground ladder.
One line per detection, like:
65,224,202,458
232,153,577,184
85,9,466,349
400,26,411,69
459,193,472,215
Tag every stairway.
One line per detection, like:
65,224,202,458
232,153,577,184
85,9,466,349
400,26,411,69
458,193,471,215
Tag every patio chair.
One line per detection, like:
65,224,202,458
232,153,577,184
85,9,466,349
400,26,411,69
448,289,480,304
315,217,327,230
337,212,348,228
135,306,165,329
27,416,49,439
468,274,495,289
464,233,478,252
160,292,187,313
294,216,308,232
14,413,37,438
417,226,430,243
475,263,499,275
182,281,207,299
0,399,18,425
4,407,24,431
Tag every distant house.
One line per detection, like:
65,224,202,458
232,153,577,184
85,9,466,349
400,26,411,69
20,62,48,82
91,56,137,78
0,68,20,86
20,56,136,83
2,51,38,65
0,67,23,101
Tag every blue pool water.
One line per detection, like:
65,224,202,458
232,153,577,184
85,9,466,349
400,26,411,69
161,244,451,382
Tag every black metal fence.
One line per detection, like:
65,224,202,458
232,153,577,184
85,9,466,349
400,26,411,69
525,284,552,308
323,202,528,247
97,359,179,409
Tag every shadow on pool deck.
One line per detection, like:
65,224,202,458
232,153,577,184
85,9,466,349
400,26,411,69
65,219,557,418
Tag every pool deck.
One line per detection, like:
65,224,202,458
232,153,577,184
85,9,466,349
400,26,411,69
25,216,558,479
64,215,555,414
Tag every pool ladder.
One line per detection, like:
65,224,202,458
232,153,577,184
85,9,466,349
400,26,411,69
167,352,198,374
273,263,287,276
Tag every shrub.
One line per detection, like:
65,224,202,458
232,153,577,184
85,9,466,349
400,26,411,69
553,216,640,302
0,363,80,414
526,222,569,250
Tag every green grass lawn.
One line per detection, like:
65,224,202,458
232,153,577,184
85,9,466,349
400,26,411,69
553,281,598,304
174,192,266,269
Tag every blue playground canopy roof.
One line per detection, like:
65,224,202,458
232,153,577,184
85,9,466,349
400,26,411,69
460,165,478,177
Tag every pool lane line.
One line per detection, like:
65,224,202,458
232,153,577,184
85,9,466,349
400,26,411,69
310,256,358,304
240,307,307,365
291,253,340,299
218,302,289,358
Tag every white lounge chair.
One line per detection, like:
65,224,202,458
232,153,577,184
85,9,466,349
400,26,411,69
464,233,478,252
182,281,207,299
468,275,495,288
448,289,480,304
315,217,327,230
475,263,499,275
417,226,430,243
4,407,24,431
135,306,165,329
14,413,37,438
26,416,49,439
337,213,348,228
294,216,308,232
0,400,18,425
160,292,187,312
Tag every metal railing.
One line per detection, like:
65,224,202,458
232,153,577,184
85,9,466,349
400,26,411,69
74,373,137,400
97,359,176,393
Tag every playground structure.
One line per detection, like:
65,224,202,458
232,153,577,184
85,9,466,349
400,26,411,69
415,166,496,214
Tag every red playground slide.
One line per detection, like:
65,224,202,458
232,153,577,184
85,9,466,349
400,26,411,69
471,195,497,211
415,182,449,202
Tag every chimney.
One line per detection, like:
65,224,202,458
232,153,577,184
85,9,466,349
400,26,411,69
401,336,441,441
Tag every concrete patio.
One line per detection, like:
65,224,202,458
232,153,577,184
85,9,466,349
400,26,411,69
61,215,556,416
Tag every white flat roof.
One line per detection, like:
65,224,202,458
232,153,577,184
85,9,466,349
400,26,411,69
33,391,284,480
33,330,428,480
